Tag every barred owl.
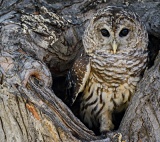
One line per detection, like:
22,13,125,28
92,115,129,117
69,6,148,133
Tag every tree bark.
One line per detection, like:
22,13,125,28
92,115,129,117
0,0,160,142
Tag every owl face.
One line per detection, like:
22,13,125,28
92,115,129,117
83,6,148,56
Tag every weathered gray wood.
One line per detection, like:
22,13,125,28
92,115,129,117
0,0,160,142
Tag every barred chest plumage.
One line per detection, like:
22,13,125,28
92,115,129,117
80,50,147,131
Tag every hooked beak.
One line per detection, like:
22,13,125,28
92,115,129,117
112,40,118,54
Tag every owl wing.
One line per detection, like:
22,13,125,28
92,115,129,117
67,54,91,105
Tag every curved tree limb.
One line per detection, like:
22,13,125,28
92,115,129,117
0,0,160,142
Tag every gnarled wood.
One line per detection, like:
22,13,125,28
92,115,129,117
0,0,160,142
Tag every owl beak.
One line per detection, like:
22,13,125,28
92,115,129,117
112,40,118,54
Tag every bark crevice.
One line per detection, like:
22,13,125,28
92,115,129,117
0,0,160,142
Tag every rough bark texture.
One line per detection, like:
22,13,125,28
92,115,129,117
0,0,160,142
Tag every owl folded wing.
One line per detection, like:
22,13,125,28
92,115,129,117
68,55,91,104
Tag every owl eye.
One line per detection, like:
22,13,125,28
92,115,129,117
119,28,129,37
100,29,110,37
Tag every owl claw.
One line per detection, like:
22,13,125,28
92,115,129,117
113,133,126,142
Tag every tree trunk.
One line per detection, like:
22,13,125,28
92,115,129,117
0,0,159,142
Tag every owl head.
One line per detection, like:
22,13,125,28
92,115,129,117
83,6,148,56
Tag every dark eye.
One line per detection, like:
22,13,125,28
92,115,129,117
100,29,110,37
119,28,129,37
